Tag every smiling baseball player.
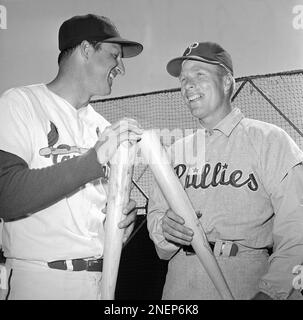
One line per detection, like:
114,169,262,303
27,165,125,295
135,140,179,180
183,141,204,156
147,42,303,300
0,14,143,300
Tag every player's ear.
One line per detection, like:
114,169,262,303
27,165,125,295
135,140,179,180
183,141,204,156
223,73,233,96
79,40,93,61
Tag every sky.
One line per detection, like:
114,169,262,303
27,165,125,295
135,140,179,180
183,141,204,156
0,0,302,98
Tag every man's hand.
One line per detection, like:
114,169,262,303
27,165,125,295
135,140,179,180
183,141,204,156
102,199,138,243
118,199,138,243
162,209,194,246
94,118,143,165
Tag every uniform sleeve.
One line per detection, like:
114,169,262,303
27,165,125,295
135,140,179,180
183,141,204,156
0,89,35,164
260,127,303,192
0,149,105,221
256,127,303,299
258,164,303,299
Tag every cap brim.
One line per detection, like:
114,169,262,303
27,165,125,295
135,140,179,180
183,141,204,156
167,55,225,77
103,37,143,58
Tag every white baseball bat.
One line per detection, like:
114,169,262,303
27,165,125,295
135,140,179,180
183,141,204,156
139,130,234,300
100,141,137,300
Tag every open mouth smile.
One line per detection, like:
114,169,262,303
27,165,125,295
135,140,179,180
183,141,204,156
108,68,118,85
187,93,204,103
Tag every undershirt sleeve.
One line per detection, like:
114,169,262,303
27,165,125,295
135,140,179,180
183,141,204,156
0,149,105,221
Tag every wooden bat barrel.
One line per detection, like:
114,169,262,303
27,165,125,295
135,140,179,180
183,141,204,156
100,142,137,300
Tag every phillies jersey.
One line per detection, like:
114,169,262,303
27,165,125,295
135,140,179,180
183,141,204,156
148,107,303,299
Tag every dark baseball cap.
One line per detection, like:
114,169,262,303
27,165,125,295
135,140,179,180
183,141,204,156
167,42,233,77
58,14,143,58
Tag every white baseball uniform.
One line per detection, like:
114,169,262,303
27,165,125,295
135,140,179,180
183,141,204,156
0,84,110,299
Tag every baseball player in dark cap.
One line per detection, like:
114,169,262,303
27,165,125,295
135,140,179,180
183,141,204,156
147,41,303,299
0,14,143,299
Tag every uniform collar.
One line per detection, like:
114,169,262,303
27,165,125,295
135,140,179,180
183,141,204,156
200,107,244,137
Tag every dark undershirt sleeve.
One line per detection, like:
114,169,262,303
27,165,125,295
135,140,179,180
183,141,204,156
0,149,105,221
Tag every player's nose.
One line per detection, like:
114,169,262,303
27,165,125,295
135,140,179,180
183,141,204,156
116,57,125,76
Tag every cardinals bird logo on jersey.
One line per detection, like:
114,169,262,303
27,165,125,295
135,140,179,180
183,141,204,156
39,121,109,183
39,121,89,164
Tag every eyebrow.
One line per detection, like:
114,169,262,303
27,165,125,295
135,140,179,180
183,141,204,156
191,66,208,73
180,67,209,78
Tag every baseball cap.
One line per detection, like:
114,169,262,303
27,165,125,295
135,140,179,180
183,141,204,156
58,14,143,58
167,42,233,77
